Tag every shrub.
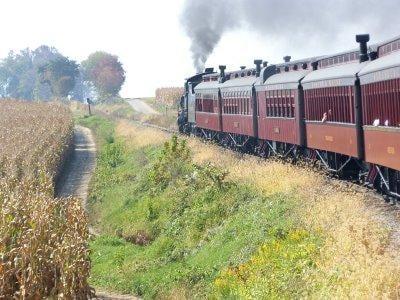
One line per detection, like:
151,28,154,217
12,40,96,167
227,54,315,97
147,135,191,190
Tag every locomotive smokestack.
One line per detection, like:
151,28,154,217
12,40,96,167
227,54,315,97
356,34,370,63
219,65,226,83
283,56,291,63
254,59,262,77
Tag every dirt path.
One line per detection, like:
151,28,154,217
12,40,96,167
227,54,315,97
56,126,96,202
56,126,138,300
127,98,160,115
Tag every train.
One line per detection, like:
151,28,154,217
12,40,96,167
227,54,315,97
178,34,400,200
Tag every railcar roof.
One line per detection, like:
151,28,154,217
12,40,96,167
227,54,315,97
319,48,359,60
274,56,320,67
302,61,368,88
375,34,400,47
264,70,310,88
358,50,400,84
194,80,220,91
219,76,259,89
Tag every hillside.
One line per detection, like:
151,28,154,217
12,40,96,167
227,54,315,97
79,112,400,299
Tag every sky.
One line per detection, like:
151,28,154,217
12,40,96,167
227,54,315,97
0,0,399,98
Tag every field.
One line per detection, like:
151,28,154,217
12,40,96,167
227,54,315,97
0,100,91,298
73,98,179,130
80,112,400,299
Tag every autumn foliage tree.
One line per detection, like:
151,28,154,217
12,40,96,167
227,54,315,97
82,51,125,102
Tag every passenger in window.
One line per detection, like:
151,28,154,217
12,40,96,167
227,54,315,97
322,109,332,123
373,119,380,126
321,112,328,123
384,120,389,126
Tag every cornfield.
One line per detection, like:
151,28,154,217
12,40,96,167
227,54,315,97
0,100,92,299
155,87,184,105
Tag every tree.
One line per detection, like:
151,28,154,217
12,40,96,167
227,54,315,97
0,49,35,100
38,57,79,98
0,46,65,101
81,51,125,101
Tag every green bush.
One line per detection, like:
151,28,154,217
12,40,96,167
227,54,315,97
147,135,191,190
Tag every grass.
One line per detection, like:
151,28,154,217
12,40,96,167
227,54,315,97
80,113,400,299
80,116,323,298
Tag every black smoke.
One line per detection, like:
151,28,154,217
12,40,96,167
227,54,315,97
181,0,400,71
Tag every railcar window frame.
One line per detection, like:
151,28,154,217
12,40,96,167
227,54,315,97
304,86,355,124
265,89,296,119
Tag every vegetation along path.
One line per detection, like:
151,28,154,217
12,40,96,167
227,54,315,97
56,125,138,299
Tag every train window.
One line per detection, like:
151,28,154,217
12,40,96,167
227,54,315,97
362,79,400,127
304,86,355,123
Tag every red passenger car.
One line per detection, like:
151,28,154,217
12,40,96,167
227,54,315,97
359,36,400,196
219,68,260,149
256,58,314,157
301,37,370,175
194,73,221,139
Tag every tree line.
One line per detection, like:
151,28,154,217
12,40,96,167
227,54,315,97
0,45,125,103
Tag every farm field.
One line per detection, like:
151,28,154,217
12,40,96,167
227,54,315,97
74,98,178,130
0,100,91,298
80,109,400,299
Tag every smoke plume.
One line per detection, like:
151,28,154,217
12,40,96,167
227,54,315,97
181,0,400,72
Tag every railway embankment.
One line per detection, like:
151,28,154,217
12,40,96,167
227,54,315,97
78,108,400,298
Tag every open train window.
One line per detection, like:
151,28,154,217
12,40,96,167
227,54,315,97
304,86,355,123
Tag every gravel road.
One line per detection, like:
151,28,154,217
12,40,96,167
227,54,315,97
127,98,160,115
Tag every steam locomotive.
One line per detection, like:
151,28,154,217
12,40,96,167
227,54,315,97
178,34,400,200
